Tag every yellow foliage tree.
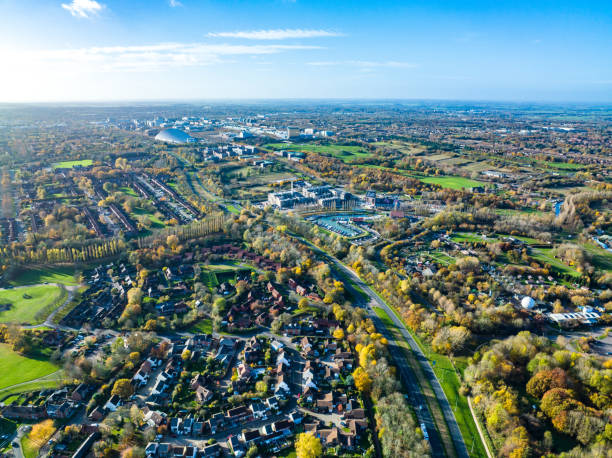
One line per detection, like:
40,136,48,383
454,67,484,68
295,432,322,458
29,419,56,448
353,367,372,393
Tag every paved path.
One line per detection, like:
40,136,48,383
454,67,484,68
297,236,469,458
3,283,80,332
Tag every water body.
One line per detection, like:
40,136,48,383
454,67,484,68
554,200,564,217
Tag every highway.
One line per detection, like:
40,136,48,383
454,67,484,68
297,236,469,458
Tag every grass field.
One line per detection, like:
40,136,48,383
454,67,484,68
420,176,485,190
266,142,372,162
190,318,213,334
0,345,59,391
373,307,488,458
6,266,78,287
52,159,93,169
0,285,66,325
532,248,581,277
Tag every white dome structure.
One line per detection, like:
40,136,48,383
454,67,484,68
521,296,536,309
155,128,196,144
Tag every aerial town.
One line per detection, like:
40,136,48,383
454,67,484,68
0,100,610,458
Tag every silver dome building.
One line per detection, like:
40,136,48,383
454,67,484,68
154,128,197,144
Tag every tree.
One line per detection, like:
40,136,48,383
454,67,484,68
127,288,143,305
352,367,372,393
29,419,56,448
255,380,268,394
526,368,568,398
295,432,322,458
181,349,192,361
111,378,134,400
166,234,179,251
298,298,309,310
332,328,345,340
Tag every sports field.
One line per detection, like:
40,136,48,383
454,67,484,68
420,175,485,190
0,285,66,325
0,344,59,390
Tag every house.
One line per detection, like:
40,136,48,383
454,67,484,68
266,396,279,411
226,405,251,423
241,429,260,445
272,419,292,433
227,435,244,457
182,417,194,435
145,442,159,457
190,373,206,390
195,386,213,404
172,445,186,458
104,395,121,412
202,443,222,457
289,411,303,424
158,443,171,457
237,362,251,380
249,401,267,419
144,410,166,428
170,417,182,435
88,406,105,422
71,383,91,402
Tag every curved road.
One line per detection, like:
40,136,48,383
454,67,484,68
299,237,469,458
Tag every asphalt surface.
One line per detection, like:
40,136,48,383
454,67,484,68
299,237,469,458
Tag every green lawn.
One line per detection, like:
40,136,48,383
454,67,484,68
119,186,138,197
532,248,581,277
266,142,372,162
420,176,485,190
0,345,59,390
541,160,585,170
225,203,242,214
52,159,93,169
6,266,79,287
190,318,212,334
0,285,66,325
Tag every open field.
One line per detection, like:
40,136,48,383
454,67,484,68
420,176,485,190
0,344,59,391
532,248,581,277
52,159,93,169
0,285,66,325
6,266,78,287
266,142,372,162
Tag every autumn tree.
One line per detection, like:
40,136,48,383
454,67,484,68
28,419,56,448
111,378,134,399
295,432,322,458
352,367,372,394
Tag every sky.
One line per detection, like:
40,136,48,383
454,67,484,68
0,0,611,102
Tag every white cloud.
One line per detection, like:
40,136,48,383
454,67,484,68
169,0,182,7
208,29,342,40
61,0,103,18
308,60,417,68
2,42,322,73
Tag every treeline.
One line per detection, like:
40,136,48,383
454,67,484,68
465,332,612,457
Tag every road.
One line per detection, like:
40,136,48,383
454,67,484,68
297,236,469,458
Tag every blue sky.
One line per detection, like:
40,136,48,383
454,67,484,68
0,0,610,102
